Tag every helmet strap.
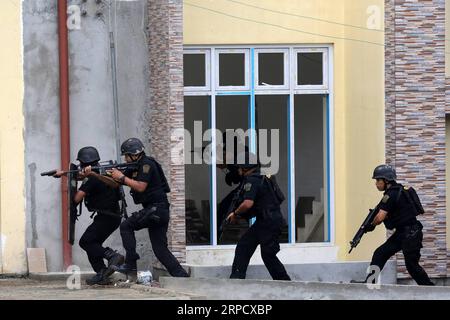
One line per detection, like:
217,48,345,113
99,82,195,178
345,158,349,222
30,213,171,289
130,152,143,162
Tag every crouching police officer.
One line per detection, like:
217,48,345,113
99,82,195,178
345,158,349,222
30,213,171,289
108,138,189,278
54,146,124,285
227,152,291,281
362,164,434,286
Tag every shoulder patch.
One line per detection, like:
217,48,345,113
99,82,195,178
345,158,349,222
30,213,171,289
382,195,390,203
244,182,252,192
132,172,138,178
142,164,151,174
81,177,89,185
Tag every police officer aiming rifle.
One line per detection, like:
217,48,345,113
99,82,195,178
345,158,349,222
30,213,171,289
107,138,189,279
351,165,434,286
50,146,125,285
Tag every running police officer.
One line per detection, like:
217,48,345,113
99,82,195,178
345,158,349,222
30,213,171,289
361,164,434,285
54,146,124,285
107,138,189,278
226,151,291,281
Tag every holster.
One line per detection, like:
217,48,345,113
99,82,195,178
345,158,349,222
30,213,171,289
133,206,161,225
261,207,282,222
399,221,423,253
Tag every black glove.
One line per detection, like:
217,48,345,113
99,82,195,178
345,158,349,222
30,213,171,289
365,224,376,232
225,172,234,186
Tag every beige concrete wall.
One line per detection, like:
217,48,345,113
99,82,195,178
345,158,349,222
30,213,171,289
0,0,27,273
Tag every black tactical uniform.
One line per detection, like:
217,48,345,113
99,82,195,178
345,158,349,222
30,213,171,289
367,165,434,286
217,134,250,241
118,138,188,277
230,163,291,280
78,175,122,273
217,164,242,240
74,147,124,285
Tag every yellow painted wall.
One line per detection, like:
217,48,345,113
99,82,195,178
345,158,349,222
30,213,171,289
0,0,27,273
184,0,386,261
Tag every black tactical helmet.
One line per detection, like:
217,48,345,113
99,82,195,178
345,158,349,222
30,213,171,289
236,151,259,170
77,146,100,164
121,138,145,155
372,164,397,182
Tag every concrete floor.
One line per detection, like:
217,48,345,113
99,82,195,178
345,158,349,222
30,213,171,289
0,278,200,300
3,275,450,300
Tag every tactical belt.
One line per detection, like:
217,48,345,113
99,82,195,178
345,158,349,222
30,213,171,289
396,220,422,232
90,209,121,219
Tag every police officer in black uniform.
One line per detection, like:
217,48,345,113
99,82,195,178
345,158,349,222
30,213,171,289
362,164,434,286
54,146,125,285
108,138,189,278
226,151,291,281
216,133,248,242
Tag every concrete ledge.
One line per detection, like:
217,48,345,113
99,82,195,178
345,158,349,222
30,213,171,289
29,272,94,282
181,261,397,285
28,272,127,282
160,277,450,300
398,277,450,286
186,244,339,265
152,268,171,281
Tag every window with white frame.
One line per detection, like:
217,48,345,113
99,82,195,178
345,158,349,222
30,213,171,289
294,48,328,90
183,46,332,247
183,49,210,91
255,49,289,90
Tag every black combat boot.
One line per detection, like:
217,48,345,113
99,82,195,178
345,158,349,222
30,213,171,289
103,248,125,278
116,262,138,282
86,268,111,286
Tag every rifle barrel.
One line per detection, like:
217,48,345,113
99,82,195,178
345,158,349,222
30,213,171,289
40,162,138,177
348,206,380,254
40,170,57,176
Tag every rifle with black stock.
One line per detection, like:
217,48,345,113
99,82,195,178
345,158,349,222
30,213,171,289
348,204,380,254
42,161,137,245
99,160,130,219
40,161,139,177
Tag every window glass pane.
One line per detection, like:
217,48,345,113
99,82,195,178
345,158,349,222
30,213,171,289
294,95,328,243
216,95,249,244
185,96,211,245
219,53,246,87
256,95,289,243
297,52,323,85
184,54,206,87
258,53,285,86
